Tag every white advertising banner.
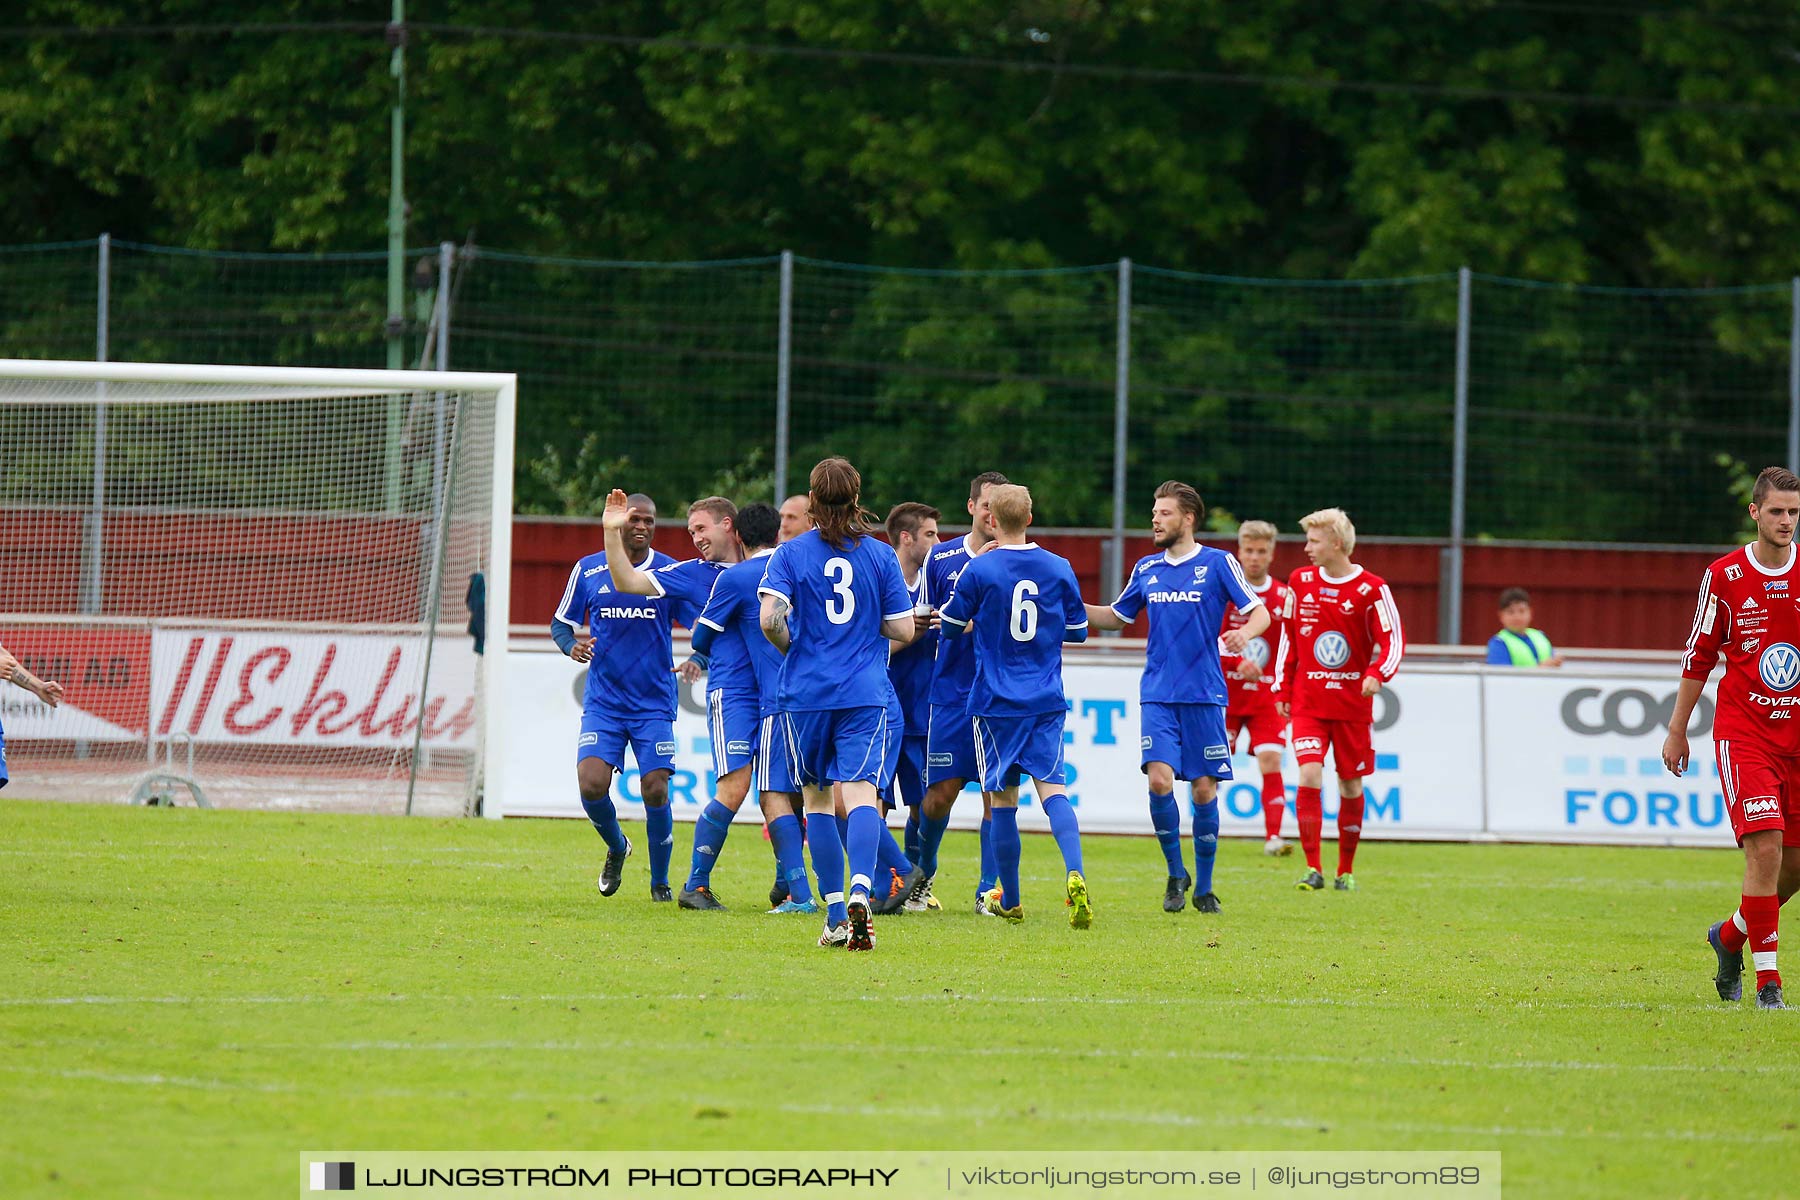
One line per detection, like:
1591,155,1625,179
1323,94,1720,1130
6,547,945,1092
149,629,480,751
1480,671,1731,847
495,649,1486,841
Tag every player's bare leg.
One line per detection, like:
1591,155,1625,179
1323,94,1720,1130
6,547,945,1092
1190,775,1223,913
640,768,675,901
579,758,633,897
1256,747,1290,856
1294,760,1326,890
1147,759,1190,911
1334,774,1365,890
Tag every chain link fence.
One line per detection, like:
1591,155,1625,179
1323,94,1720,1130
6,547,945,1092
3,238,1795,589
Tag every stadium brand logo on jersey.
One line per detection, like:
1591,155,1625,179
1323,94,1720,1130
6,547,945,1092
1144,574,1161,585
1768,580,1790,593
1744,796,1782,819
928,752,953,767
596,583,611,594
578,732,599,747
655,741,676,756
726,740,751,756
1313,632,1351,668
1358,583,1373,595
1244,636,1271,668
1743,638,1761,654
1300,625,1314,636
1192,565,1209,583
1203,744,1229,759
1759,643,1800,693
1742,596,1761,611
583,565,609,577
1293,736,1324,754
1140,736,1153,750
1726,564,1744,581
1320,587,1339,597
595,605,657,619
1340,599,1356,614
1149,589,1208,603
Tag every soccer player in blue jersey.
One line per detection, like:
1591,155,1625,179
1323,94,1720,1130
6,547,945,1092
930,484,1093,927
881,502,940,906
601,492,744,909
1085,481,1270,914
551,491,703,902
759,457,915,951
912,471,1010,914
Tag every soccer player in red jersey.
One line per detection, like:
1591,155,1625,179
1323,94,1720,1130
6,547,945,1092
1221,520,1293,857
1274,508,1404,891
1664,466,1800,1010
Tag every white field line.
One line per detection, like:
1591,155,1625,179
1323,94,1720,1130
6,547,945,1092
0,992,1774,1016
190,1035,1794,1078
0,1063,1785,1146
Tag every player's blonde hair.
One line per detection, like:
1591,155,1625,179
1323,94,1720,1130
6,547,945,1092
1299,507,1356,555
988,484,1033,534
1237,519,1278,544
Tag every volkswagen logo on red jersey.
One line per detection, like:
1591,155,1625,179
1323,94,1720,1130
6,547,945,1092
1314,631,1350,668
1758,642,1800,692
1243,636,1271,668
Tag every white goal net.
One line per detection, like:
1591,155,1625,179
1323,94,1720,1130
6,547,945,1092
0,359,514,815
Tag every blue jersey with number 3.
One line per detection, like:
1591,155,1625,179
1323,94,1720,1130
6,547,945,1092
759,530,912,712
940,543,1089,717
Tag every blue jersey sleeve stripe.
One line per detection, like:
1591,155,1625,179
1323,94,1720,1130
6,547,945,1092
696,616,726,632
883,609,916,622
756,585,791,603
1065,619,1089,629
940,612,969,627
553,564,584,627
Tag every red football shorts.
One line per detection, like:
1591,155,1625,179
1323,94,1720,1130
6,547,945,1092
1289,714,1374,778
1227,707,1287,756
1715,736,1800,847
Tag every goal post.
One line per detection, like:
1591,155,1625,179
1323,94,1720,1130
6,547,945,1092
0,358,514,817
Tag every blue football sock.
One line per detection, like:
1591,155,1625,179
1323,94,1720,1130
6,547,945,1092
846,806,882,899
978,815,998,893
579,790,628,854
991,807,1022,909
1041,793,1083,875
806,811,848,926
686,800,734,891
645,804,674,888
904,807,922,865
877,822,912,887
918,812,952,878
1149,790,1186,879
767,813,812,904
1191,798,1220,896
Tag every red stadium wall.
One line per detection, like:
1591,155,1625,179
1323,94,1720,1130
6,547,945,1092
510,518,1721,651
1,504,1716,651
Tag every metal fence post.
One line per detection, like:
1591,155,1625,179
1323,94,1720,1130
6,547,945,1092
775,250,793,503
84,233,111,617
1106,257,1132,609
1441,266,1472,646
1788,277,1799,474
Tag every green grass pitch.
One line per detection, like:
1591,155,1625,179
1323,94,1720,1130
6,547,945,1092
3,798,1797,1198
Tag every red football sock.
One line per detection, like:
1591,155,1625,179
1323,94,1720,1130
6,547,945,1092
1296,786,1323,870
1719,908,1748,954
1261,773,1286,839
1336,794,1365,876
1743,892,1781,989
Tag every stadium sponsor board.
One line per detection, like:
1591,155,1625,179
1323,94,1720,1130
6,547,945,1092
496,649,1484,838
0,627,151,740
1480,672,1732,846
146,630,479,749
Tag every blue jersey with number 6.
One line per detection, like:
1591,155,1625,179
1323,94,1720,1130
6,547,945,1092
940,543,1089,717
759,529,912,712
